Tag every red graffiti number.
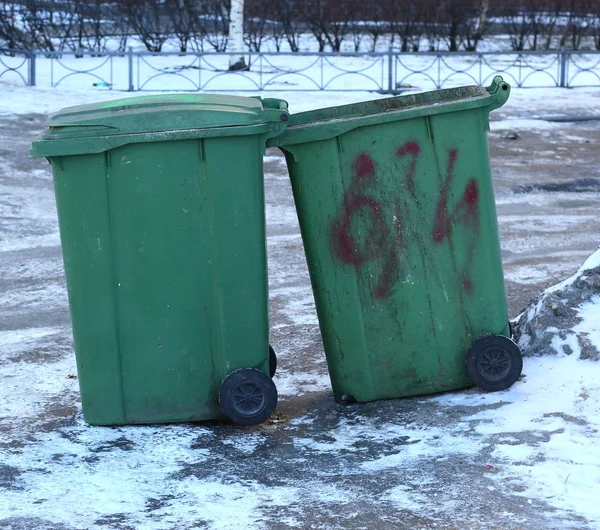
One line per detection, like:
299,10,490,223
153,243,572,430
330,144,480,298
331,154,404,298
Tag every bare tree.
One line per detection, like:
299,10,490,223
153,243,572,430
499,0,569,51
348,1,368,53
422,0,446,51
302,0,355,52
463,0,491,51
19,0,81,52
107,1,132,52
228,0,246,69
501,0,537,51
301,0,328,51
269,16,287,52
167,0,195,53
65,0,120,54
125,0,171,52
245,0,269,52
560,0,590,50
7,0,596,56
417,0,489,52
592,0,600,50
0,2,27,48
85,1,112,53
200,0,229,52
326,0,359,52
389,0,422,52
273,0,301,52
68,0,92,53
440,0,466,51
364,2,392,52
537,0,562,51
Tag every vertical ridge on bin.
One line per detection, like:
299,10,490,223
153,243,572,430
52,154,126,425
286,138,377,402
333,135,374,400
428,113,475,374
256,136,270,373
335,136,378,402
204,135,270,375
203,137,227,386
468,106,510,336
103,149,127,423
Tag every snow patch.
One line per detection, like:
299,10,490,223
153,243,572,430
513,248,600,360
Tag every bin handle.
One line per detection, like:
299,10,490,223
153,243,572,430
247,96,290,140
485,76,511,112
256,97,289,112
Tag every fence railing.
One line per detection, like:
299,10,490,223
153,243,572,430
1,47,599,92
0,48,33,86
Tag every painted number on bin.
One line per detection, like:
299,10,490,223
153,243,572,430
330,144,480,298
330,153,405,299
431,148,480,293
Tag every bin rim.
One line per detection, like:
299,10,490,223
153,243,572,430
31,122,284,158
267,77,510,149
31,94,289,158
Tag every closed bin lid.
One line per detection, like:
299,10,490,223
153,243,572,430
31,94,289,158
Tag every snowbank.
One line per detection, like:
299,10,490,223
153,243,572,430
513,248,600,360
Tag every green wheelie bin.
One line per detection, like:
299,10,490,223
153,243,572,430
268,76,522,403
31,94,289,426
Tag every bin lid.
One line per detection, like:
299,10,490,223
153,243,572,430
31,94,289,157
267,76,510,148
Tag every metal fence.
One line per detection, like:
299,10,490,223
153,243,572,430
1,47,599,92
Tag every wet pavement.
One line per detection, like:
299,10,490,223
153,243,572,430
1,107,599,529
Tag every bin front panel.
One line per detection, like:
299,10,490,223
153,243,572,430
52,154,126,425
106,136,269,423
51,135,269,424
285,107,508,402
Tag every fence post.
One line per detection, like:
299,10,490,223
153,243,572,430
128,47,134,91
387,46,394,93
559,46,567,88
28,50,36,87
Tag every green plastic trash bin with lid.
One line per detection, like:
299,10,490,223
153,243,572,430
30,94,289,426
267,76,522,403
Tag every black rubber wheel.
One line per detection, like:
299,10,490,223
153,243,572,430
466,335,523,392
219,368,278,425
269,344,277,378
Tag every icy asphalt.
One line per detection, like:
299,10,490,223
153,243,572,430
1,90,600,529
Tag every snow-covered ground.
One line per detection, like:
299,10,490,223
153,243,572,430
1,74,600,529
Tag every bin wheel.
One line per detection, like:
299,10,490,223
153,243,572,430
219,368,277,425
466,335,523,392
269,344,277,378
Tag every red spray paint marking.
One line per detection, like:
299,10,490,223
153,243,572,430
432,149,479,243
463,278,474,293
331,195,387,266
396,141,421,195
354,153,376,181
373,212,405,298
330,153,405,298
330,144,480,299
431,149,480,292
